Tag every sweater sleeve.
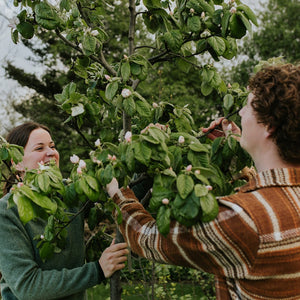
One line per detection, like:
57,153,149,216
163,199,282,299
0,196,101,300
113,188,260,277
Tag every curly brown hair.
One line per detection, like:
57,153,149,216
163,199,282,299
248,64,300,164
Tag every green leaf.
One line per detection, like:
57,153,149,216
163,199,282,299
82,35,97,56
11,29,19,44
13,193,37,224
176,174,194,199
194,184,208,197
8,146,24,164
237,11,252,36
0,147,9,160
149,186,173,210
134,142,152,166
236,4,258,26
16,22,34,39
221,10,231,37
60,0,71,11
143,0,162,9
200,193,219,222
20,186,57,214
229,13,247,39
187,16,201,32
85,175,99,191
188,143,209,153
163,30,183,52
223,94,234,110
71,103,85,117
39,241,55,261
37,173,51,193
136,100,151,118
121,61,130,82
34,2,61,30
100,164,114,186
81,177,99,201
157,205,171,236
177,191,200,219
208,36,226,56
105,82,119,100
201,81,213,96
123,97,136,116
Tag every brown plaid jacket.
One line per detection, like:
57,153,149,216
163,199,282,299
113,168,300,299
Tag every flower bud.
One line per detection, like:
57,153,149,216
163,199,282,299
227,83,232,88
206,185,213,191
17,182,24,188
227,124,232,131
230,7,237,14
104,74,111,81
186,165,192,172
162,198,169,205
190,8,195,14
201,12,205,19
125,131,132,142
121,88,132,98
40,235,45,240
195,170,200,175
77,167,82,174
91,30,99,36
70,154,80,164
112,155,117,161
95,138,101,147
152,102,158,108
79,159,86,169
178,135,185,144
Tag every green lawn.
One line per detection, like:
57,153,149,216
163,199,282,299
87,282,213,300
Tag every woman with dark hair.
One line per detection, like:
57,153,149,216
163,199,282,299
0,122,128,300
107,64,300,299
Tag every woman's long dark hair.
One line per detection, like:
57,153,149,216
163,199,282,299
3,122,51,195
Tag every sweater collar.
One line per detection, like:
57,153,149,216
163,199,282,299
239,168,300,193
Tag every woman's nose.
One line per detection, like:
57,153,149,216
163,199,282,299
46,148,56,156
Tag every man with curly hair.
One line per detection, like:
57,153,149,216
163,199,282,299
107,63,300,299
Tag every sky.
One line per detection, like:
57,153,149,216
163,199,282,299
0,0,266,135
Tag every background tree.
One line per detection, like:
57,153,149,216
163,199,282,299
227,0,300,86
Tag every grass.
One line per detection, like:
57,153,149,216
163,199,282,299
87,281,212,300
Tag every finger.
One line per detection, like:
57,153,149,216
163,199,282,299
110,238,115,246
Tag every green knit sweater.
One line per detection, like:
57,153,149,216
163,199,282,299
0,193,104,300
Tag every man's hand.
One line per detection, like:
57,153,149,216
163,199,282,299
202,118,241,141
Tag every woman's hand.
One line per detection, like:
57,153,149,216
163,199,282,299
99,239,129,278
202,118,241,141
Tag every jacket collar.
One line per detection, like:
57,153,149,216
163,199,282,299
239,168,300,193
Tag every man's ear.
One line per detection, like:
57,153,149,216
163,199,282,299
265,126,275,138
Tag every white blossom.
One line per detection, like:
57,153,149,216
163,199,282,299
121,88,132,98
95,138,101,147
79,159,86,169
178,135,185,144
70,154,80,164
186,165,192,172
125,131,132,142
162,198,169,205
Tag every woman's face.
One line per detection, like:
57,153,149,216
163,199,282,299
21,128,60,171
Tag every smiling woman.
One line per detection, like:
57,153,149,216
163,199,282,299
0,121,128,300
